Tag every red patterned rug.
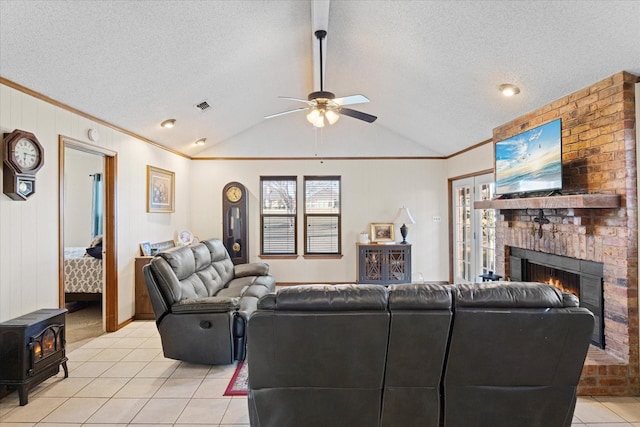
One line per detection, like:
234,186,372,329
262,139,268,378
224,361,248,396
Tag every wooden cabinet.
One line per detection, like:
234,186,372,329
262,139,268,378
357,244,411,285
134,256,154,320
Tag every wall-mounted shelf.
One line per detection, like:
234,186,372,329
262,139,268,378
474,194,621,210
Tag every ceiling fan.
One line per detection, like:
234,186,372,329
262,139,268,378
265,30,377,128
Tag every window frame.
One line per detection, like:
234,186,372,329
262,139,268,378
303,175,342,256
260,176,298,256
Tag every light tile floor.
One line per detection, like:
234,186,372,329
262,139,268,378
0,321,248,427
1,320,639,426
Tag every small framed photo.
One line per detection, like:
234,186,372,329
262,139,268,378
147,165,175,213
140,242,151,256
370,223,395,243
178,229,193,245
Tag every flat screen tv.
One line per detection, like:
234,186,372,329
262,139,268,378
495,118,562,195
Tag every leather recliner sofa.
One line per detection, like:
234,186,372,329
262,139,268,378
143,238,276,365
246,282,594,427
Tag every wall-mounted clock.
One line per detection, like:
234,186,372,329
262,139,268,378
222,181,248,264
3,129,44,200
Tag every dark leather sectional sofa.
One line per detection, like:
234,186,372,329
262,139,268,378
246,282,594,427
143,238,275,365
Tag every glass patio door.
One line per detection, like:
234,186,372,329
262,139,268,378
452,174,495,283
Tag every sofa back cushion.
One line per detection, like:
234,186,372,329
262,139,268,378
150,243,228,304
191,243,227,296
202,238,235,286
381,284,453,427
443,282,594,427
248,284,390,427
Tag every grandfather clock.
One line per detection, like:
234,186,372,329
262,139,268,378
222,181,248,264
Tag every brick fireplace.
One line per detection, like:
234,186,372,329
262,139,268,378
488,72,639,395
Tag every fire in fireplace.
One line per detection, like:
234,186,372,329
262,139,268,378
527,263,581,297
0,308,68,406
509,247,604,349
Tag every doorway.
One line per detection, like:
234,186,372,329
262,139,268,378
58,136,118,333
449,172,496,283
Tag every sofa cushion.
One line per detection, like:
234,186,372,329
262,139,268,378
235,262,270,278
192,243,212,271
151,247,210,303
172,296,240,314
454,281,566,308
203,239,235,284
159,246,196,280
218,276,255,297
258,284,388,311
388,283,452,310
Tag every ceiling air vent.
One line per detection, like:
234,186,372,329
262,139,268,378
194,100,211,112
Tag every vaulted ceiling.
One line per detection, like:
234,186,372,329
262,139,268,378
1,1,638,158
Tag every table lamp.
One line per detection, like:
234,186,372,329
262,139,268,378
392,207,416,244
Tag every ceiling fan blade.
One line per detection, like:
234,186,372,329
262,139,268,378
278,96,315,106
264,107,309,119
340,107,377,123
334,94,370,106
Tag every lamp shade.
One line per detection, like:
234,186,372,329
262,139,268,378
392,207,416,225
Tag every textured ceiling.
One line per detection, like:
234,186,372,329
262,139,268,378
1,0,639,158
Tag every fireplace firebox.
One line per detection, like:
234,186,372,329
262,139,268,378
509,247,604,348
0,308,68,405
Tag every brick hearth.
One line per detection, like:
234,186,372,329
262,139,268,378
492,72,639,395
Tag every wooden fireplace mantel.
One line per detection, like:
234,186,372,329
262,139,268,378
473,194,621,210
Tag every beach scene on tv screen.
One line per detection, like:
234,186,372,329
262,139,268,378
495,119,562,195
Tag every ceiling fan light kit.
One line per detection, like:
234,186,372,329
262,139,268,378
265,30,377,127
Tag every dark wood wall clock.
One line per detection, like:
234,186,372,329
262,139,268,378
222,181,249,264
2,129,44,200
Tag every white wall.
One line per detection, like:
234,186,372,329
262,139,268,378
64,148,103,247
0,83,191,323
190,158,449,283
445,142,494,179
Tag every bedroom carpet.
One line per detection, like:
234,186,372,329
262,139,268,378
65,300,103,352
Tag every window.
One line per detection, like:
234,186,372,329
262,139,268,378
261,177,297,255
304,176,341,255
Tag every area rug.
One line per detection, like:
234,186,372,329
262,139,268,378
224,361,248,396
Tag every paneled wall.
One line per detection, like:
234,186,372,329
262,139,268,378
0,83,191,324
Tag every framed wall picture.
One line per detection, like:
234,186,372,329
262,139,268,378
147,165,175,213
370,223,395,243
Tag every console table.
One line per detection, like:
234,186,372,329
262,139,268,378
357,243,411,285
134,256,155,320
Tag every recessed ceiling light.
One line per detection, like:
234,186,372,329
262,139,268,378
194,138,206,145
161,119,176,128
499,84,520,97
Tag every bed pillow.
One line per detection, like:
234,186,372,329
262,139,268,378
86,244,102,259
85,235,103,259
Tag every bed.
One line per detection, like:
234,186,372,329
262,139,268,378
64,247,103,300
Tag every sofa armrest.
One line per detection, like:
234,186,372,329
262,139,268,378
234,262,270,278
172,296,240,314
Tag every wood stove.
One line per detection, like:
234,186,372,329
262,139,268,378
0,308,68,405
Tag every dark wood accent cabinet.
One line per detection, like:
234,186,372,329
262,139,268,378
357,244,411,285
134,256,154,320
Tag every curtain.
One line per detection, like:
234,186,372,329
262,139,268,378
91,173,104,238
